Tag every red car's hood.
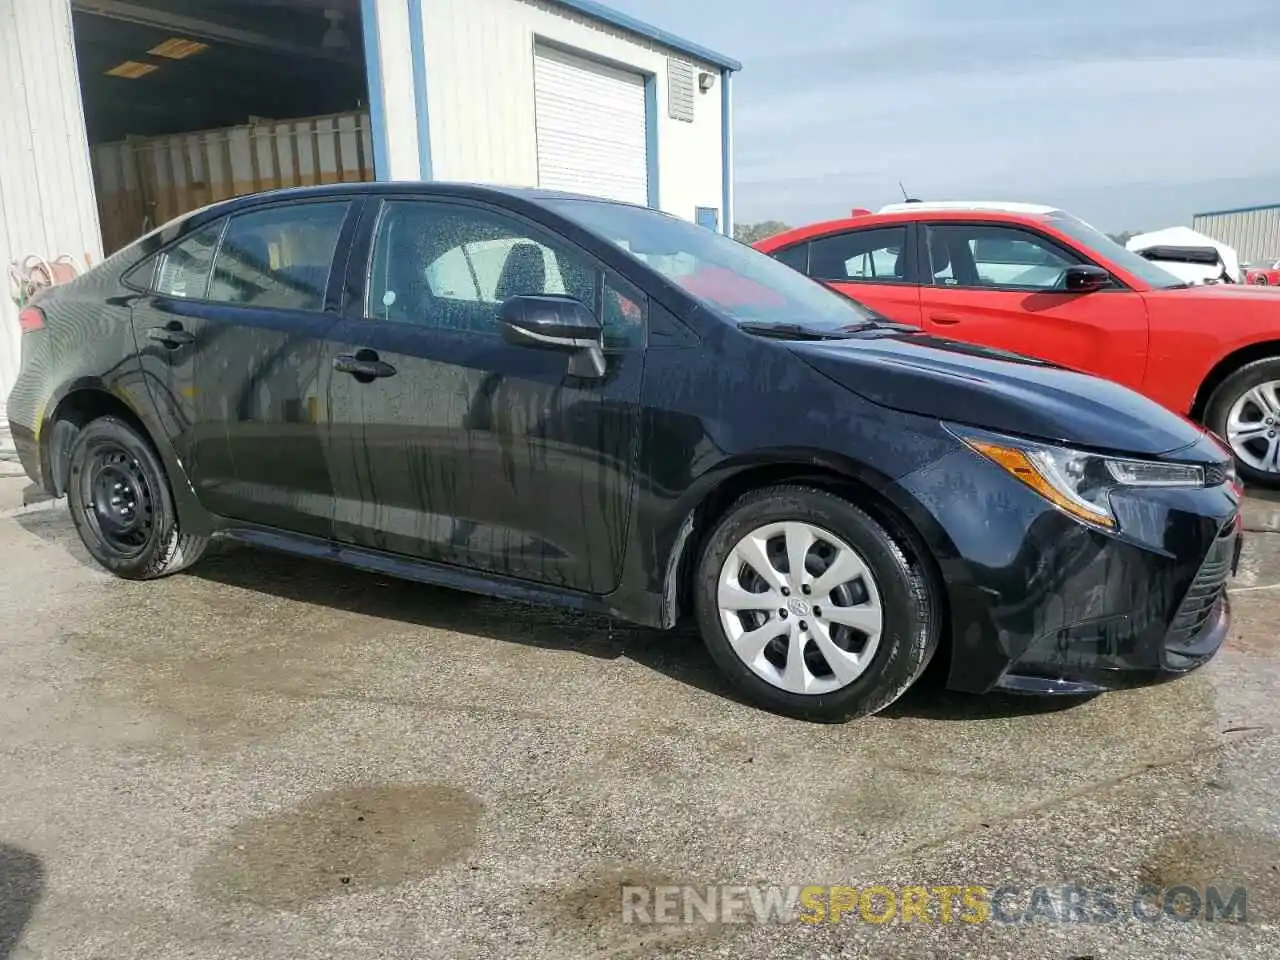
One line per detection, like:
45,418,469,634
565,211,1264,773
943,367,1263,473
1149,283,1280,300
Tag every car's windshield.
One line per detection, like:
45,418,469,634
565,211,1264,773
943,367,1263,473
1046,213,1188,289
544,197,879,330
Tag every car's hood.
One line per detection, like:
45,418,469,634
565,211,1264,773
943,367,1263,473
1151,282,1280,300
790,330,1204,456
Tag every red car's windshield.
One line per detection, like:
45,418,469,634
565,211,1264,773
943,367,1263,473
1046,213,1188,290
545,197,880,330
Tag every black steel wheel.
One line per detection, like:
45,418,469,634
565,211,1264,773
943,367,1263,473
65,416,208,579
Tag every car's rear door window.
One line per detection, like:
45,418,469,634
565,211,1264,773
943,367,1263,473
207,201,350,311
769,242,810,274
808,227,910,283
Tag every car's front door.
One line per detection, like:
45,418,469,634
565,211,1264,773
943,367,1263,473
790,224,923,325
917,222,1150,389
130,198,356,536
324,197,646,594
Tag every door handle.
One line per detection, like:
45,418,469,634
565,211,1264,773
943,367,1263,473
930,315,962,325
147,324,195,347
333,352,397,381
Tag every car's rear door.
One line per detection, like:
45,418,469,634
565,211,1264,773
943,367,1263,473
772,224,923,324
323,195,645,594
917,221,1150,388
130,197,357,536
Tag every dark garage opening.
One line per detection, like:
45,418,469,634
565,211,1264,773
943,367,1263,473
72,0,375,254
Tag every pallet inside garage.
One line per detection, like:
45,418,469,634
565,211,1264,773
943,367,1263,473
90,109,374,256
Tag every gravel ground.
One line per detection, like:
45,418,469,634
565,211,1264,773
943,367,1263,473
1,474,1277,960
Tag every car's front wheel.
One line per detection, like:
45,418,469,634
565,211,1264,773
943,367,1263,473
66,416,208,579
1205,358,1280,488
693,485,940,722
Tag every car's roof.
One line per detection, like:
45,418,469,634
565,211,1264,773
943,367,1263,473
179,180,644,221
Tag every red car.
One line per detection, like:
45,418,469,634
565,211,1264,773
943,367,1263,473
1244,260,1280,285
755,201,1280,486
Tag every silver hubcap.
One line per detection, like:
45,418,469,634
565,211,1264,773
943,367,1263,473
1227,380,1280,473
716,520,883,696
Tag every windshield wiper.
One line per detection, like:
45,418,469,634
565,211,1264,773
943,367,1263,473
738,321,879,340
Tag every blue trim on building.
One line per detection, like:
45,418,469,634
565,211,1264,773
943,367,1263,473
720,69,733,236
644,75,660,208
359,0,390,180
545,0,741,71
407,0,433,179
1194,202,1280,218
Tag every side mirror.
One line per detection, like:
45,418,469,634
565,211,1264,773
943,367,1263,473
497,294,606,378
1063,264,1111,293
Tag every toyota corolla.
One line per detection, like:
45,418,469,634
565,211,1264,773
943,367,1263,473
7,184,1243,721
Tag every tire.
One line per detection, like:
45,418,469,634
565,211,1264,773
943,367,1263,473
1204,357,1280,488
1252,275,1268,285
693,485,940,722
65,415,209,579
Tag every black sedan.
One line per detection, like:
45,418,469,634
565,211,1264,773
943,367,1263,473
7,183,1243,721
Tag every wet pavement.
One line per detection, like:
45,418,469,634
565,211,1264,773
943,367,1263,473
0,474,1277,959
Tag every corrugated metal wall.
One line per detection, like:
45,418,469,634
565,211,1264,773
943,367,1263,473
1193,207,1280,263
0,0,103,411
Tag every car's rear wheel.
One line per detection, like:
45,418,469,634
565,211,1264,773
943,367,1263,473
1253,275,1269,285
693,485,940,722
66,416,208,578
1205,358,1280,487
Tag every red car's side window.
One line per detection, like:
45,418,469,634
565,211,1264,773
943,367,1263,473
807,227,911,285
923,224,1082,291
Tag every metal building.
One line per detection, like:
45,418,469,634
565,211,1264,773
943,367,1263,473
1192,204,1280,264
0,0,740,408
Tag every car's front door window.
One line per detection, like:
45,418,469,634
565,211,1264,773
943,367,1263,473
366,200,645,348
926,224,1082,291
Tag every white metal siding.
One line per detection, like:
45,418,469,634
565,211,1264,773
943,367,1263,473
533,46,647,204
0,0,102,408
369,0,424,180
412,0,724,224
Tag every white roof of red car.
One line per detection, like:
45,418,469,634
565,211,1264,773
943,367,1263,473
877,200,1063,216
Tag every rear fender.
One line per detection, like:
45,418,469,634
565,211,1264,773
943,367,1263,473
40,375,216,537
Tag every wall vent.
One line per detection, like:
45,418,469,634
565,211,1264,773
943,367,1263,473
667,58,695,122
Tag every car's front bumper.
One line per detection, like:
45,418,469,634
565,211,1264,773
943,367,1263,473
895,439,1241,696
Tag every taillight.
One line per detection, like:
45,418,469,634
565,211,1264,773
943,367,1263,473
18,306,45,333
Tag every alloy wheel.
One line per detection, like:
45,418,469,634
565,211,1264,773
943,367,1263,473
716,520,883,695
1226,380,1280,474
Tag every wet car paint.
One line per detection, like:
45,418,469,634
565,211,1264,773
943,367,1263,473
5,182,1242,700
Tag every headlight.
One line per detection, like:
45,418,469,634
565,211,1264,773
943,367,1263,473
945,425,1205,530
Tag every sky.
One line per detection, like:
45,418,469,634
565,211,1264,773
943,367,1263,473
603,0,1280,233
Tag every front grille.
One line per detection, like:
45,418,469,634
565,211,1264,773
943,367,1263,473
1164,524,1236,655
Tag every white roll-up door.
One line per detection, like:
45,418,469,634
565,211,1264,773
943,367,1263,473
533,45,649,206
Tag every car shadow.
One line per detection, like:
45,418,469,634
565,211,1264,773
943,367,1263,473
185,544,1094,723
9,509,1099,723
0,844,44,960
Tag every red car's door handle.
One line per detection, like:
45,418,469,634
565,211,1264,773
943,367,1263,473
931,315,962,325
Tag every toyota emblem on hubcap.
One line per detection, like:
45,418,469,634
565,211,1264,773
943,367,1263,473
787,597,811,617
